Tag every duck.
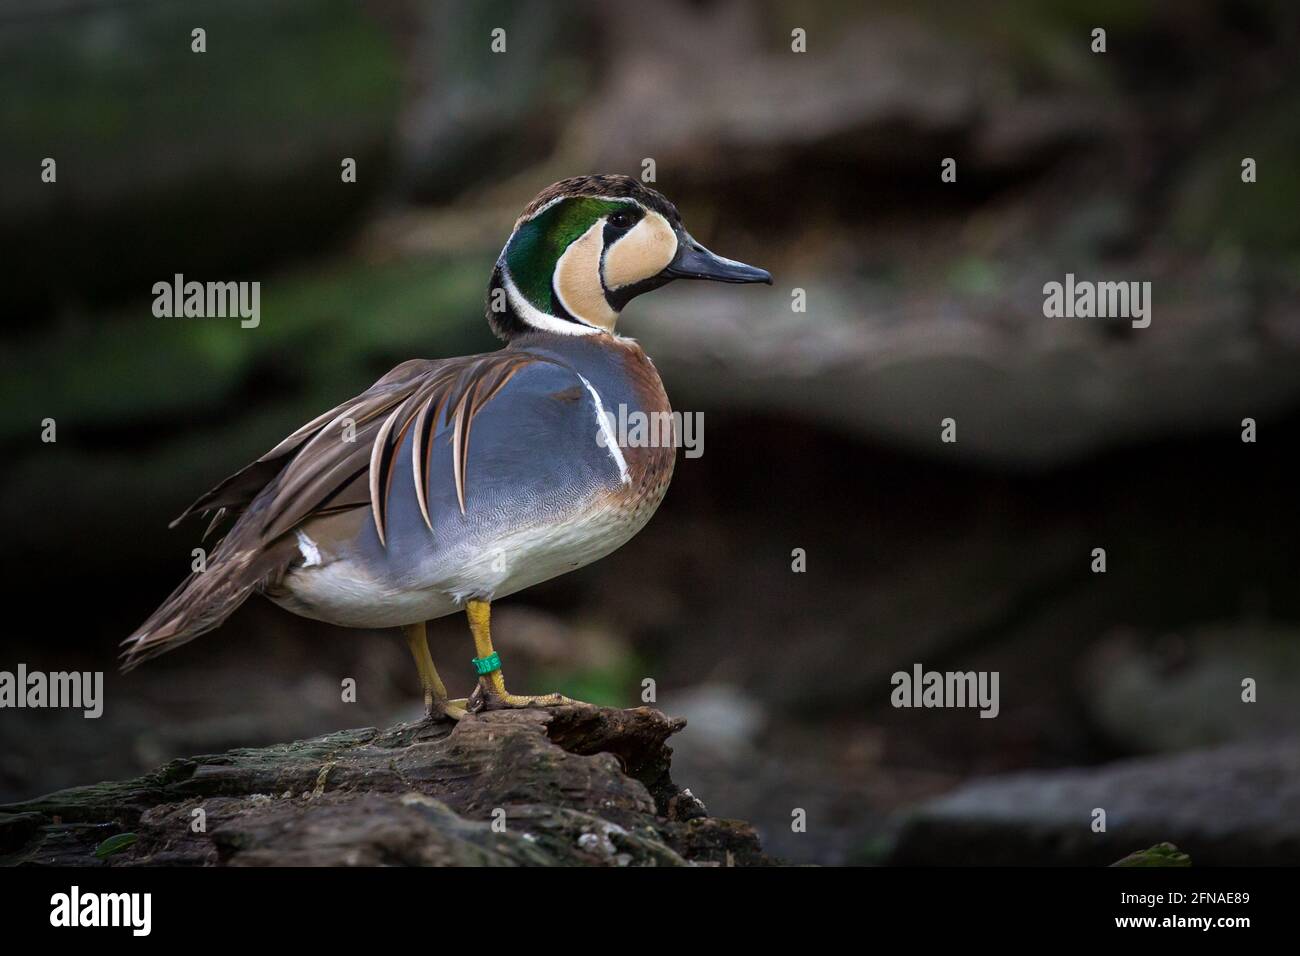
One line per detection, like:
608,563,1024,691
122,174,771,719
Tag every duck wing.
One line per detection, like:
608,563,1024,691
123,348,554,669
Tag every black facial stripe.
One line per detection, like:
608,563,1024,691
599,213,640,306
605,271,673,311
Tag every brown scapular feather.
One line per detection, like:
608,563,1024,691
123,350,551,671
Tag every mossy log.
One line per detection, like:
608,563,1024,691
0,706,770,867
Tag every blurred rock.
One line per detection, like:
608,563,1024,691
889,737,1300,865
1080,623,1300,753
633,268,1300,469
586,5,980,176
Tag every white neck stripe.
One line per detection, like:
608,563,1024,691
501,266,600,337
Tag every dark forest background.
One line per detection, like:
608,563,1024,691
1,0,1298,864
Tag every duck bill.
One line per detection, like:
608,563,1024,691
664,233,772,284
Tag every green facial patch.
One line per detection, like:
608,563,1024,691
505,197,629,311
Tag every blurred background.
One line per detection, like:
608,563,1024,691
2,0,1299,865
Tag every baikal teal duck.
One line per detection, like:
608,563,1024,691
123,174,772,719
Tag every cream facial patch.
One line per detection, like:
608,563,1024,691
603,211,677,290
553,221,619,331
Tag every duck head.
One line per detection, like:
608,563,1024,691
488,174,772,340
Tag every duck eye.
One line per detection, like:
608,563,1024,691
608,210,634,229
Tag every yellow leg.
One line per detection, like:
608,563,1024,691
403,622,466,720
466,599,587,710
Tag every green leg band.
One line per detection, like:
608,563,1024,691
472,651,501,676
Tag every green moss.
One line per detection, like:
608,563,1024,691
0,0,398,154
537,653,649,709
1112,842,1192,867
0,253,489,442
93,832,137,858
1171,96,1300,258
947,256,1003,297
